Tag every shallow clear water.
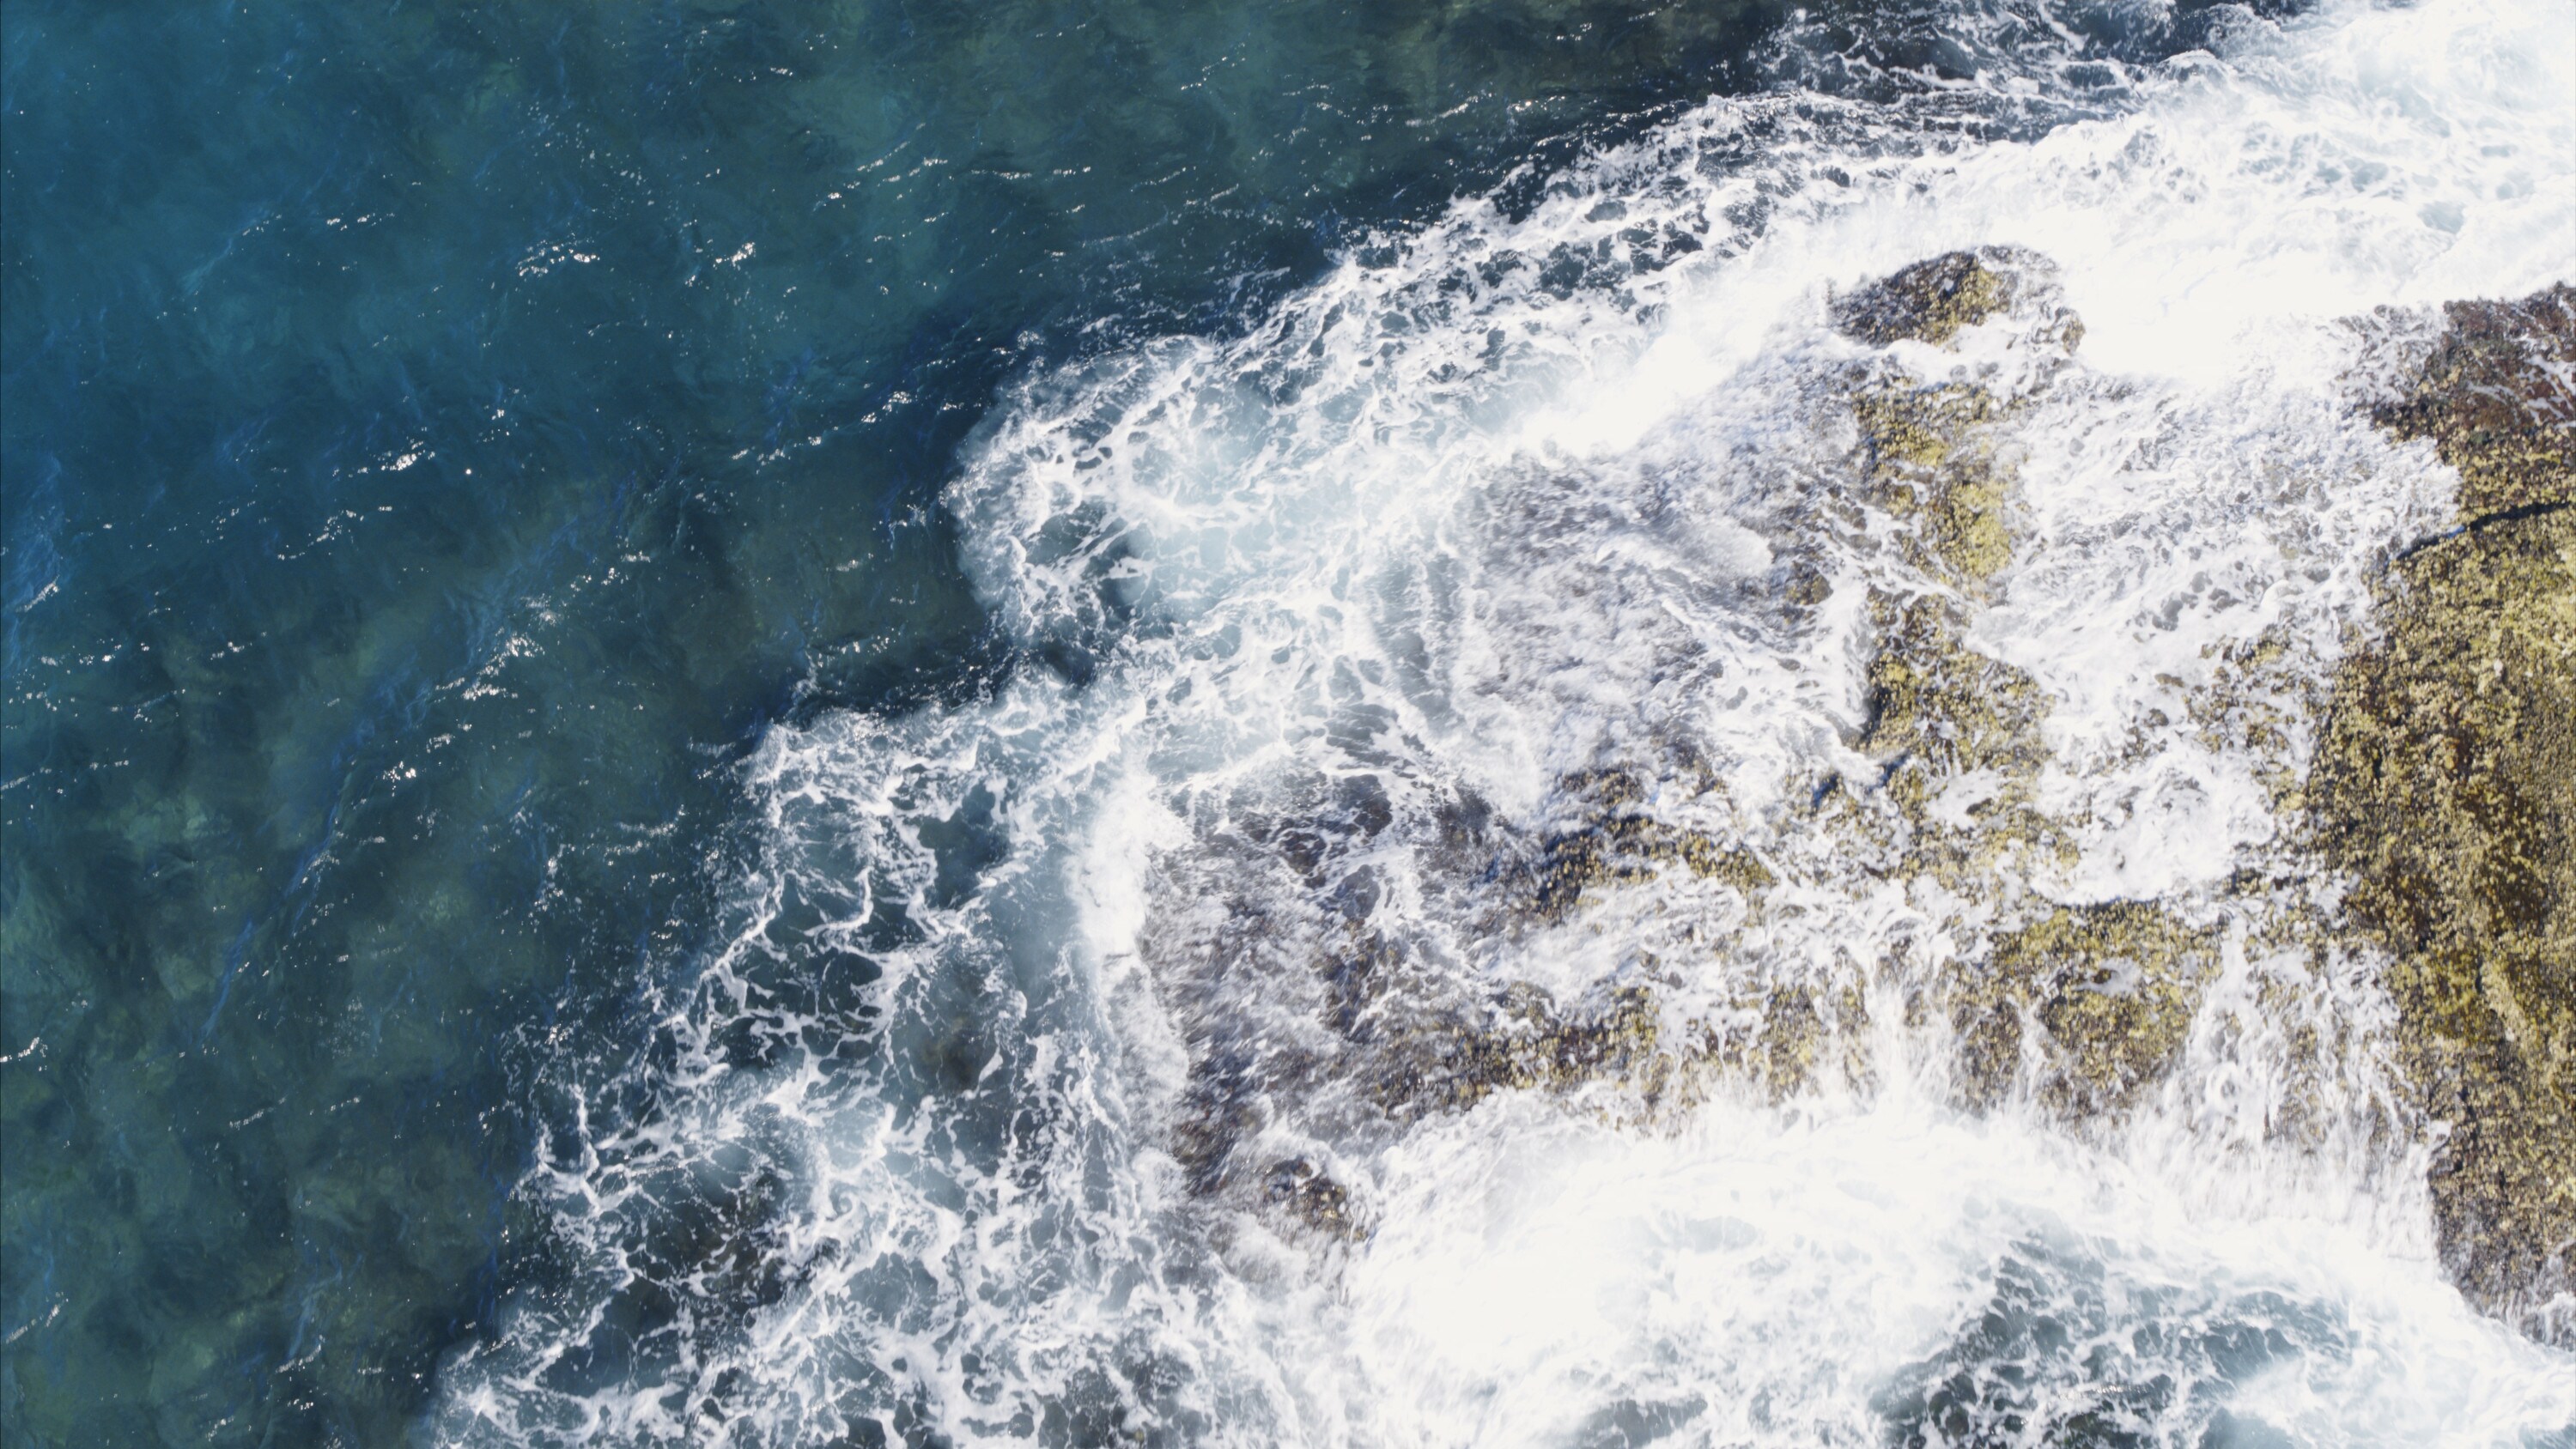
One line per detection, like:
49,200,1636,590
5,0,2572,1444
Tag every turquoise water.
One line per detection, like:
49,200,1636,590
18,0,2568,1445
0,3,1819,1439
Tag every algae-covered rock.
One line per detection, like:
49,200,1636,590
1828,257,2234,1128
1523,768,1772,921
1945,904,2216,1117
2182,626,2316,816
1394,981,1667,1113
2312,507,2575,1328
1692,980,1874,1104
1834,251,2016,349
1856,592,2051,836
1858,594,2045,767
1826,253,2077,825
1852,382,2015,582
2369,283,2574,518
2316,280,2575,1333
1835,247,2086,352
2001,904,2216,1116
1831,251,2083,589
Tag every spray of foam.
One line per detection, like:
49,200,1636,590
428,0,2576,1443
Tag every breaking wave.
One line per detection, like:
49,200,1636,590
429,0,2576,1442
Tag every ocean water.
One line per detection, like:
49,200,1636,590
3,0,2571,1445
0,1,1836,1438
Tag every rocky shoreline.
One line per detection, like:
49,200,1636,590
1145,252,2571,1345
2320,283,2573,1339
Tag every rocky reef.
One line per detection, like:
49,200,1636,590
1828,261,2229,1129
1833,250,2020,349
2367,286,2575,518
1838,249,2080,590
1139,255,2572,1347
1951,904,2218,1116
1824,266,2576,1336
2318,282,2574,1337
1522,767,1776,922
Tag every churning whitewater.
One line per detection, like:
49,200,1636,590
430,0,2574,1443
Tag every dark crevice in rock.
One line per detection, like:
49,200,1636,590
2389,497,2570,565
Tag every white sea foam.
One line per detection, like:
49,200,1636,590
429,0,2576,1442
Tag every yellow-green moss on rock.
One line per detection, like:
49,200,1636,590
2316,282,2574,1333
2370,284,2574,518
1852,382,2016,582
2311,507,2575,1327
1828,250,2090,587
1858,593,2050,811
1950,903,2219,1117
1382,982,1666,1115
1691,979,1874,1104
1523,768,1772,920
1834,251,2015,349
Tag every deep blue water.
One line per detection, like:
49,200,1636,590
0,0,2342,1443
0,2,1829,1440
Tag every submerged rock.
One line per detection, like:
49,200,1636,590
1264,1157,1361,1241
1413,982,1666,1111
2320,282,2574,1336
1523,767,1773,921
